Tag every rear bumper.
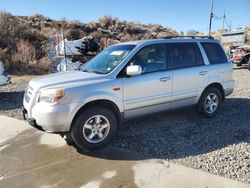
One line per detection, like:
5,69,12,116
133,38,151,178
223,80,235,96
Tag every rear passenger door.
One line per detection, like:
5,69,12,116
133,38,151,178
167,42,208,108
201,42,231,82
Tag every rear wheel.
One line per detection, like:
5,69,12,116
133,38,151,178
247,59,250,70
71,107,118,150
196,87,222,117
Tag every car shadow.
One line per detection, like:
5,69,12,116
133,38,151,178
0,91,24,110
68,97,250,161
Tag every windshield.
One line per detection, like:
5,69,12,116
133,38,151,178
81,44,135,74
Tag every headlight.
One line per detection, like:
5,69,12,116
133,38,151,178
39,89,65,104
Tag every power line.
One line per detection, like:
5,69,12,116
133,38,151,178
213,14,224,20
208,1,231,35
224,14,231,29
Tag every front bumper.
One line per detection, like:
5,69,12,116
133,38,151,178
23,107,44,131
23,102,78,133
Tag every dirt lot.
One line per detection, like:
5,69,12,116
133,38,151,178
0,75,33,119
0,67,249,184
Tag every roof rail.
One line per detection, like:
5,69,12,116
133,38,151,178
162,35,214,39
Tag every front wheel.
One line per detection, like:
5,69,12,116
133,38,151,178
196,87,222,117
71,107,118,150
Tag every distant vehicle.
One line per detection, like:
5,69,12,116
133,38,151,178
23,36,234,150
231,45,250,70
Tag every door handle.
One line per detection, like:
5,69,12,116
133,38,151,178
199,71,208,75
160,77,171,82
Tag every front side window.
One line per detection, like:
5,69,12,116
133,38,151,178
201,42,228,64
129,44,167,74
166,43,204,69
81,45,135,74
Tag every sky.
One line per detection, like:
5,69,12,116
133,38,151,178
0,0,249,34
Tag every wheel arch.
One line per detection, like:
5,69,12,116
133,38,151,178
202,82,225,102
70,99,123,131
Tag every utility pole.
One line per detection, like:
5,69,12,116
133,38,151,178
62,29,67,71
222,10,225,30
208,1,214,36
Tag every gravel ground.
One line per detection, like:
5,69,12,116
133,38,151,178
0,68,249,184
0,76,33,119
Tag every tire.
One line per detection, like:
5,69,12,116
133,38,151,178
71,107,118,150
196,87,222,118
248,59,250,70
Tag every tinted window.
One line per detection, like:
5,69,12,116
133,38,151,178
130,44,167,74
166,43,204,69
201,42,228,64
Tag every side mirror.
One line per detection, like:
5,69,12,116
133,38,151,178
126,65,142,76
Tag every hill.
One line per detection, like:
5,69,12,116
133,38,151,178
0,12,179,74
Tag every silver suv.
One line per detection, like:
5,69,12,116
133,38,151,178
23,36,234,150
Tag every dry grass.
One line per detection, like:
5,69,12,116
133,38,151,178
12,39,36,68
98,15,118,28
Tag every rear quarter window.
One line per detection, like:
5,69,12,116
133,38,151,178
201,42,228,64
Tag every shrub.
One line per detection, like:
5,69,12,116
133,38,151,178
98,15,118,28
12,39,36,71
67,29,81,40
126,25,146,35
0,12,22,49
120,35,131,42
0,48,12,69
186,29,200,36
91,31,103,40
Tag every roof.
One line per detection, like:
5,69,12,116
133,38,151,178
115,36,218,46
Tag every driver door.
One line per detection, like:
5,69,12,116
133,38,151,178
122,44,173,118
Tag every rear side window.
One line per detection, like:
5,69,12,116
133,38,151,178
166,43,204,69
201,42,228,64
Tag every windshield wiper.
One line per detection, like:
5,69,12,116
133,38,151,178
82,69,105,74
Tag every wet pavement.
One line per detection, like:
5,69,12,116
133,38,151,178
0,116,249,188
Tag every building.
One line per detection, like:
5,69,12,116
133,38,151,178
221,29,247,45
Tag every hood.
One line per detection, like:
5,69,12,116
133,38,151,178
29,71,110,91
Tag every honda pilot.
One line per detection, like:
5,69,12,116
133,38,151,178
23,36,234,150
